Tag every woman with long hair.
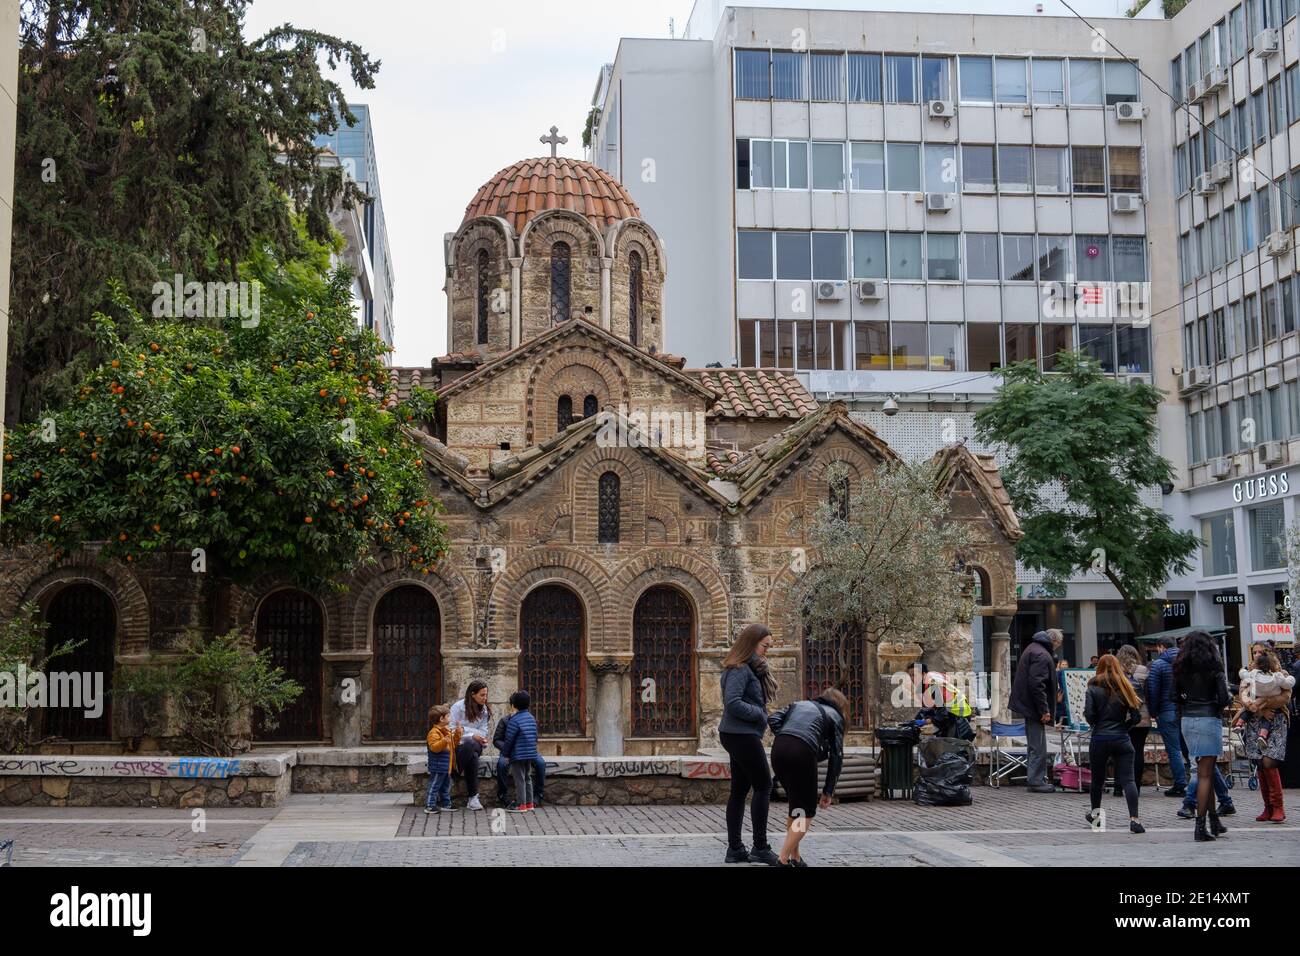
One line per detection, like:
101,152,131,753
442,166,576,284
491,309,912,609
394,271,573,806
1240,644,1292,823
1174,630,1232,842
767,687,848,866
1115,644,1151,795
449,680,492,811
718,623,780,866
1084,654,1145,833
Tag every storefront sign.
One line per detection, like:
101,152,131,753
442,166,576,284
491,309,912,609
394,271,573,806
1231,472,1290,503
1252,622,1294,643
1213,593,1245,605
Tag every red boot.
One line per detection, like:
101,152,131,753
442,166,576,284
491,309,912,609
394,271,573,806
1256,768,1275,822
1266,767,1286,823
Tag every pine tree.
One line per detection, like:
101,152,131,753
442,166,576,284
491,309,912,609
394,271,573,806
7,0,380,425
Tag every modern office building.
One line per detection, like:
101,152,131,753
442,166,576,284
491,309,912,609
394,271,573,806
1161,0,1300,671
315,104,396,352
587,1,1183,667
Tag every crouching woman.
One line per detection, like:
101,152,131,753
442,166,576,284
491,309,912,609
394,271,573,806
767,688,848,867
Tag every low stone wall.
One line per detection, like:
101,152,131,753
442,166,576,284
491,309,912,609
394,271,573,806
291,748,415,794
0,753,296,808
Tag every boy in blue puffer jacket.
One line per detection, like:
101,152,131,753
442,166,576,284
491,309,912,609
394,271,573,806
500,691,539,812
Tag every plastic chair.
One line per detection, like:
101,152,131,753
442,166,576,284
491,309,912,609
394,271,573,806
988,718,1029,787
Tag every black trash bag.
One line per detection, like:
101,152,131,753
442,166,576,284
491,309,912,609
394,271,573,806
913,737,975,806
875,724,921,746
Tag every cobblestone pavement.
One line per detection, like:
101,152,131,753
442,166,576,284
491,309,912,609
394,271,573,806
3,787,1298,867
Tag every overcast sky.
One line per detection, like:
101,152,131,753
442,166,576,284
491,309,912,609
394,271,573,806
242,0,1149,366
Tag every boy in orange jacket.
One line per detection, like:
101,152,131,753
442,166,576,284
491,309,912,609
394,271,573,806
425,704,463,814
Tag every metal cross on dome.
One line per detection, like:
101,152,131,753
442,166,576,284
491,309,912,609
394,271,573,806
540,125,568,158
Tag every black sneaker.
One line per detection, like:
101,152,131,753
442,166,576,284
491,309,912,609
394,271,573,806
1129,821,1146,834
724,845,750,864
748,846,781,866
441,805,458,812
1177,806,1195,819
1164,786,1187,797
424,806,439,814
1027,784,1056,794
1217,803,1236,816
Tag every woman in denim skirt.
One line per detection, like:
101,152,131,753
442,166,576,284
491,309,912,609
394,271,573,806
1174,630,1232,843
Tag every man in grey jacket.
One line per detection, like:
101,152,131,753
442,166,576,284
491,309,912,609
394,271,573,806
1009,628,1062,793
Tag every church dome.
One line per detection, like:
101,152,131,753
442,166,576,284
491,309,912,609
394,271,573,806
462,157,640,234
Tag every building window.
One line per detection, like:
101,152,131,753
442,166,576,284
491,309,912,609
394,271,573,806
1113,236,1146,281
557,395,573,432
735,50,770,99
855,322,889,370
966,234,999,279
777,232,812,280
1108,147,1141,193
924,144,957,193
930,324,963,371
828,471,850,520
1116,326,1150,373
1249,502,1285,570
583,394,598,419
811,53,843,101
848,53,882,101
1076,235,1110,282
852,231,886,279
1072,146,1106,194
598,472,621,544
550,241,571,325
885,54,918,103
738,230,772,279
475,249,491,345
962,144,996,191
1037,236,1068,281
994,58,1028,103
892,322,927,369
927,234,960,280
959,56,993,101
1035,146,1069,193
1033,59,1065,104
628,250,642,346
886,143,921,191
741,138,808,190
1104,60,1139,104
1002,234,1036,281
889,233,923,280
813,232,848,280
921,56,952,101
811,142,845,190
772,51,806,100
1079,324,1116,372
1069,59,1103,105
850,142,885,190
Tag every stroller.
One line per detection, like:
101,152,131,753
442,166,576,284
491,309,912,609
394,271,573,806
1227,722,1259,792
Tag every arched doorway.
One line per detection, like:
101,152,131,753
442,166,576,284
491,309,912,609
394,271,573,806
371,586,441,739
803,626,868,731
519,584,585,735
42,583,116,740
255,590,324,740
631,586,696,737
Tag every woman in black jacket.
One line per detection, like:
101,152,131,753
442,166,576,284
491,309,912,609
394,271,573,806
1175,630,1232,843
1083,654,1144,834
718,623,780,866
767,688,848,867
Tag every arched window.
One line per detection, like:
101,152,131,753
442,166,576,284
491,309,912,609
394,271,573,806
828,471,850,521
475,250,491,345
550,241,571,325
598,471,621,543
583,394,598,418
557,395,573,432
628,250,642,346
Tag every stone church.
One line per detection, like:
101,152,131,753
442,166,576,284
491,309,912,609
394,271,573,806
1,154,1022,756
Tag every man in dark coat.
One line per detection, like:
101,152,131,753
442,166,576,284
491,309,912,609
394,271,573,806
1010,629,1062,793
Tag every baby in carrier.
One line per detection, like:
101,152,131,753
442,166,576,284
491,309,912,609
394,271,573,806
1233,666,1297,748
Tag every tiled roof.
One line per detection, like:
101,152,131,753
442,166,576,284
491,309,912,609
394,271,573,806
930,443,1023,542
704,448,743,477
434,350,484,367
462,157,641,233
377,366,435,410
692,368,818,419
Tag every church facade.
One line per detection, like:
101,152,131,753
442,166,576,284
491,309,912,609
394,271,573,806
1,154,1022,755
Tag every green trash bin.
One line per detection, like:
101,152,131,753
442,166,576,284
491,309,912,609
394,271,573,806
875,725,920,800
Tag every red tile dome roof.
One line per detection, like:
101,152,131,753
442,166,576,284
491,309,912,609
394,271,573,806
462,157,641,233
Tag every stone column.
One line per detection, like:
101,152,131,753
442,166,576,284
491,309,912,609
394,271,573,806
509,257,523,348
324,653,370,748
599,257,613,332
590,656,631,757
990,614,1014,722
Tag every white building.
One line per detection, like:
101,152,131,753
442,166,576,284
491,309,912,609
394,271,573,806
586,1,1213,666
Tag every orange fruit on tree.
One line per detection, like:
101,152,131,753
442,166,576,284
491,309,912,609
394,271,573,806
51,514,60,522
304,516,313,524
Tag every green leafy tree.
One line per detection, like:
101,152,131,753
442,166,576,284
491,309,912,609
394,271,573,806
0,229,447,586
785,461,974,727
974,351,1197,635
121,630,302,756
8,0,380,424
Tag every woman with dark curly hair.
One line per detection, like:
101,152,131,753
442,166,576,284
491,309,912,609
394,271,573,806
1174,630,1232,843
1237,644,1293,823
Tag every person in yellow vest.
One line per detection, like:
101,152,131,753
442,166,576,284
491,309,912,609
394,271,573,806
906,661,974,739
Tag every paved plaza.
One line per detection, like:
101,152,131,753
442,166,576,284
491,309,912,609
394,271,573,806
2,787,1298,867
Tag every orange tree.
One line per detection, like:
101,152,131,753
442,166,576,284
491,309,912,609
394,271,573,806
0,261,446,586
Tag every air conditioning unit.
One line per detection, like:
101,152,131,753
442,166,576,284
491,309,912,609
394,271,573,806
815,280,847,301
1255,28,1280,57
1194,173,1218,196
1178,365,1212,393
1112,193,1143,213
1209,160,1234,185
1116,101,1144,122
1209,456,1234,479
926,192,956,212
1202,67,1229,92
927,99,955,118
854,280,883,301
1264,231,1293,257
1257,441,1287,466
1188,79,1206,103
